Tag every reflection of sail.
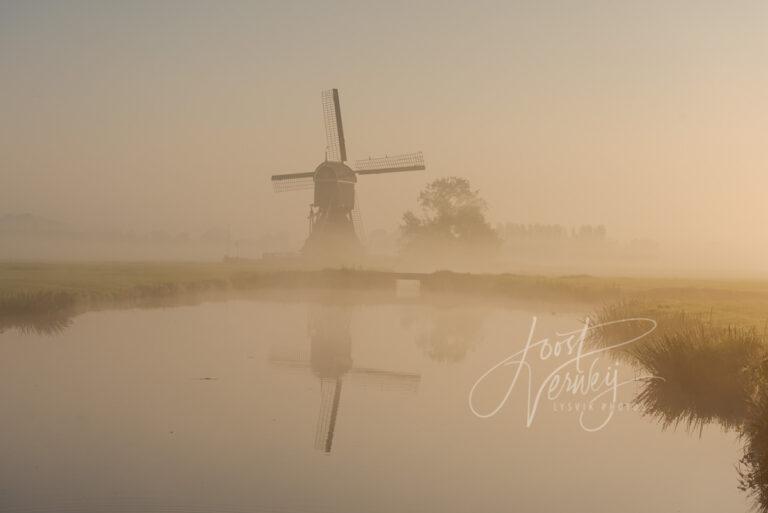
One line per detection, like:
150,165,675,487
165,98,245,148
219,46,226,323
270,358,421,391
344,367,420,392
315,378,343,452
269,304,421,453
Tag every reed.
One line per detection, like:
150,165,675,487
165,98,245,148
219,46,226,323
591,299,766,431
632,323,763,432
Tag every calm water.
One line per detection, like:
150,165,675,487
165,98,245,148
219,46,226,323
0,295,748,512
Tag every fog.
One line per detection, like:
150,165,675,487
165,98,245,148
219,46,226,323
2,1,768,276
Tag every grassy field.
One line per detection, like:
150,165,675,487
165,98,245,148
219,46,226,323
2,261,768,330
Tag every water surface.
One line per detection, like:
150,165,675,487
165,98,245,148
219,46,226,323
0,296,747,512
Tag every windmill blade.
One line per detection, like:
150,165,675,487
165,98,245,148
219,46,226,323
271,171,315,192
321,89,347,162
351,198,366,244
353,151,425,175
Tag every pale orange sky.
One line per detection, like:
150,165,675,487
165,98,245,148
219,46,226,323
2,1,768,269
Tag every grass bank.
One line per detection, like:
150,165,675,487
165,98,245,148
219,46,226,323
0,262,615,315
2,261,768,330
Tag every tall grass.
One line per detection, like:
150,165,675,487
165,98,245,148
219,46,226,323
589,299,712,363
739,370,768,512
631,323,763,432
0,290,77,335
592,299,768,511
591,300,765,431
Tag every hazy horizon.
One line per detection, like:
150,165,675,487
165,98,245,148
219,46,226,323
3,1,768,274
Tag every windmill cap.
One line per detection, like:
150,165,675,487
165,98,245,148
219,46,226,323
314,161,356,183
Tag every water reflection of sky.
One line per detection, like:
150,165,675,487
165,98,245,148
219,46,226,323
0,297,748,513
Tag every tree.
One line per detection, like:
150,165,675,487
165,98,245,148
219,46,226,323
400,177,499,256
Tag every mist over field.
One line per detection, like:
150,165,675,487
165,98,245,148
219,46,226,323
2,1,768,276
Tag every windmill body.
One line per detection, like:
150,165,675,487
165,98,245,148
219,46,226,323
305,161,359,256
271,89,426,259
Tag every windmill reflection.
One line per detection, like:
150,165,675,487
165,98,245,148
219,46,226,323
270,304,420,453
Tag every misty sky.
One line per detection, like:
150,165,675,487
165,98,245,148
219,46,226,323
2,1,767,265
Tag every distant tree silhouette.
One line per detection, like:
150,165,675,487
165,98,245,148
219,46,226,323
497,222,608,244
400,177,499,257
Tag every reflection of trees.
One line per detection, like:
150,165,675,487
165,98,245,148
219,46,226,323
416,308,483,363
594,300,768,511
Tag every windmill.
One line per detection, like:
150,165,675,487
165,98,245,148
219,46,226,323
269,305,421,453
271,89,426,257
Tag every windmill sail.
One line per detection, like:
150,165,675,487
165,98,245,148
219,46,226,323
354,151,425,175
351,198,366,244
271,171,315,192
321,89,347,162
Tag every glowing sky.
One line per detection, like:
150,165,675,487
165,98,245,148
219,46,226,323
2,1,767,267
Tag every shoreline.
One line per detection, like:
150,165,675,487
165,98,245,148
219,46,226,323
2,261,768,334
